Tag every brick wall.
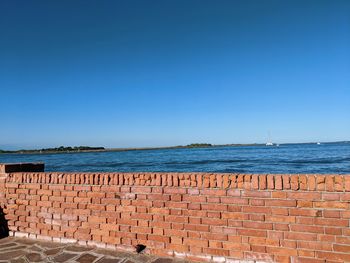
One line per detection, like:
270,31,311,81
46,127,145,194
1,169,350,262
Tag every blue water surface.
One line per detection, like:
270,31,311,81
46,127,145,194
0,143,349,174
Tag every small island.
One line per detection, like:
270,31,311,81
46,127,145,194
185,143,213,148
0,146,105,154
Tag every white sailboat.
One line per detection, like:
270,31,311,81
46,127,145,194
266,131,274,146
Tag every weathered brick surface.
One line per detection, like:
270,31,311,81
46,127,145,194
1,171,350,262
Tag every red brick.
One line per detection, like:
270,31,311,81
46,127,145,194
183,238,208,248
242,206,271,214
201,232,228,241
285,232,317,241
148,235,170,243
325,176,334,191
323,210,340,218
298,241,332,251
274,223,289,231
243,221,273,230
308,175,316,190
237,229,267,237
88,216,106,224
336,236,350,244
250,244,266,253
287,192,321,200
317,251,350,261
322,193,340,200
222,212,247,220
324,227,342,235
316,201,348,209
271,208,288,215
184,224,209,232
290,175,299,190
201,189,226,196
227,189,240,196
345,176,350,191
203,248,229,256
62,214,78,221
201,203,227,211
251,175,259,190
267,175,275,189
274,175,282,190
296,258,323,263
299,175,308,190
249,237,279,246
334,176,343,191
37,200,52,207
259,175,267,189
209,240,223,249
266,247,297,256
323,222,348,233
265,200,296,207
290,224,324,233
249,214,265,221
250,199,264,206
282,175,290,189
242,190,270,198
202,218,226,226
289,208,319,217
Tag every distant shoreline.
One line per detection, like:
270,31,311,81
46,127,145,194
0,141,348,155
0,143,261,155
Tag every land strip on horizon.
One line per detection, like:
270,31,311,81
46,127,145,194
0,141,348,155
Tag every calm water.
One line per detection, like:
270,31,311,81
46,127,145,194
0,143,349,174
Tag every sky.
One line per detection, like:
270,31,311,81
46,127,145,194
0,0,349,149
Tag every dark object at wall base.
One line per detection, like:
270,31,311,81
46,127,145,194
0,207,9,238
0,163,45,173
135,244,146,253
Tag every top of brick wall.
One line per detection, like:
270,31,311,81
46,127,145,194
0,163,45,173
5,170,350,191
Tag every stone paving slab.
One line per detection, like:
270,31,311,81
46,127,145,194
0,237,191,263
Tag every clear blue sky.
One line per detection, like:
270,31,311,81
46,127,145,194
0,0,349,149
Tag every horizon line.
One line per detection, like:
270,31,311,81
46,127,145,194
1,140,349,152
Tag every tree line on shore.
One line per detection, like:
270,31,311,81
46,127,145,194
0,146,105,154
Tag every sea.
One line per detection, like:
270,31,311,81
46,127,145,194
0,142,349,174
